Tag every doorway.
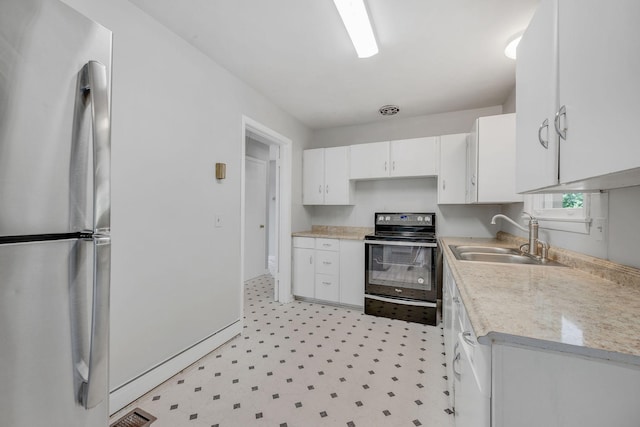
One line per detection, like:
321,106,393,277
240,116,292,308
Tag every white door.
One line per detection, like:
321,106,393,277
515,0,559,193
244,157,268,280
302,148,325,205
438,133,468,204
390,137,438,177
558,0,640,183
349,141,390,179
324,146,350,204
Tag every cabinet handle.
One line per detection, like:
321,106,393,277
392,161,396,171
452,342,461,379
323,243,331,247
554,105,567,140
470,175,476,186
322,281,331,285
442,179,446,190
462,331,475,346
453,297,460,304
538,118,549,149
394,288,403,293
309,256,313,264
323,261,331,265
384,161,388,171
326,185,329,193
318,185,322,194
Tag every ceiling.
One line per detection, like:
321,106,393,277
128,0,539,130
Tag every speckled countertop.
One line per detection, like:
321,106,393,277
292,225,373,241
440,235,640,365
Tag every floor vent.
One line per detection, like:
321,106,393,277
110,408,157,427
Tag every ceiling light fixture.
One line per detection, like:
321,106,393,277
333,0,378,58
504,34,523,60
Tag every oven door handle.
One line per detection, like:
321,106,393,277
365,240,437,248
365,294,437,308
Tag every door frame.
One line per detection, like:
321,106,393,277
240,116,292,307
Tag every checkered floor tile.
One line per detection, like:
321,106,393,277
111,275,454,426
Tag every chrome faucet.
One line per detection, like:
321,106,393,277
491,212,549,260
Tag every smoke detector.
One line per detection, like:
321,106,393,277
379,105,400,116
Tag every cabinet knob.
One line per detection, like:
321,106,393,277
318,185,322,193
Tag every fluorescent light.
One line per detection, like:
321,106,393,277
333,0,378,58
504,35,522,60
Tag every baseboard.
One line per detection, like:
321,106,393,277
109,320,242,414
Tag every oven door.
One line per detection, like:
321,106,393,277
364,240,437,301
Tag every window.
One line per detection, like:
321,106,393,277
524,192,608,234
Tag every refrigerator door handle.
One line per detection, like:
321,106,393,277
80,61,111,234
81,235,111,409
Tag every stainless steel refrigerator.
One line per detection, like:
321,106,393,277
0,0,112,425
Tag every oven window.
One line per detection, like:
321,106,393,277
366,243,435,300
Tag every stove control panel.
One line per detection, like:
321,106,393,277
374,213,435,226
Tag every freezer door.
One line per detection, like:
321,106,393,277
0,238,109,427
0,0,112,236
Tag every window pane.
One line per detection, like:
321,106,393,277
562,193,584,208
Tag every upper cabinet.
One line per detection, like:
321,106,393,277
516,0,640,193
467,114,522,204
349,137,438,180
438,133,468,204
302,147,354,205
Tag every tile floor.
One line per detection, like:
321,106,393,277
112,275,454,427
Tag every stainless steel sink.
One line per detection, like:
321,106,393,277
449,245,565,266
452,245,521,255
458,252,540,264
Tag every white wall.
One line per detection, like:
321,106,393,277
311,105,502,148
61,0,311,395
311,178,502,237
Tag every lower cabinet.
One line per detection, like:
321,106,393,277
443,258,491,427
493,344,640,427
444,255,640,427
292,237,364,307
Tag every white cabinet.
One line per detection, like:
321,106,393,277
493,343,640,427
437,133,468,204
292,237,315,299
349,137,438,180
292,237,364,307
349,141,389,180
467,114,522,204
443,258,490,426
339,240,364,306
389,137,438,177
516,0,640,193
302,147,354,205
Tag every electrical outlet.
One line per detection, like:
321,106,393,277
593,218,606,242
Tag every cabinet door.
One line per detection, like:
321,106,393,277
339,240,364,306
476,114,522,203
315,250,339,276
466,129,478,203
558,0,640,183
515,0,559,193
292,247,315,298
323,146,352,205
349,141,390,179
455,335,490,427
438,133,468,204
390,137,438,177
315,273,340,302
302,149,325,205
